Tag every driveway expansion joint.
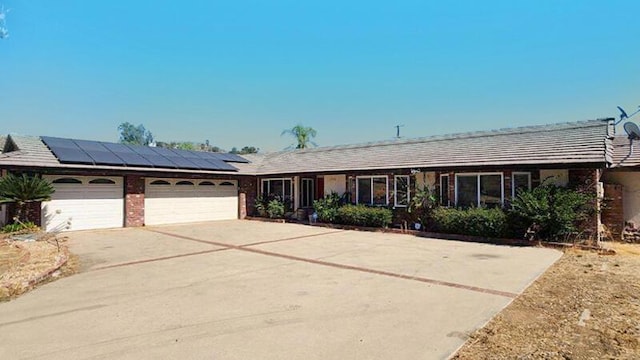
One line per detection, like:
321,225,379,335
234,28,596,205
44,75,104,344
144,228,518,299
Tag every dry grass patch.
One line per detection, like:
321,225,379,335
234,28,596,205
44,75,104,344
454,243,640,360
0,235,77,301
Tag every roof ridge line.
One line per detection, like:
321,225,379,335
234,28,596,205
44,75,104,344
277,118,611,155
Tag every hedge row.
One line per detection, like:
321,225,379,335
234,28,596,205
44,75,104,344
335,205,393,228
431,207,510,238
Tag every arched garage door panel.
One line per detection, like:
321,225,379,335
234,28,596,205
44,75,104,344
41,176,124,232
145,179,238,225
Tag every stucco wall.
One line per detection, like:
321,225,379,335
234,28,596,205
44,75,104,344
324,174,346,196
603,171,640,226
540,169,569,187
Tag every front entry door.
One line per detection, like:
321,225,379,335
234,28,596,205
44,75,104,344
301,178,314,208
315,177,324,200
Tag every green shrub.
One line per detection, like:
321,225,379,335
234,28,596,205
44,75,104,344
254,195,268,216
509,184,595,241
266,199,285,219
1,221,39,233
313,192,343,223
431,207,509,238
408,186,439,226
336,205,393,228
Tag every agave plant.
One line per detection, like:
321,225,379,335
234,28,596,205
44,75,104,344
0,174,55,222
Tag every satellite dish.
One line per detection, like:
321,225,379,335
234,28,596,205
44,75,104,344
618,106,629,120
623,122,640,140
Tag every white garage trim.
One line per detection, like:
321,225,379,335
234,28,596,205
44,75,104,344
144,178,238,225
41,175,124,232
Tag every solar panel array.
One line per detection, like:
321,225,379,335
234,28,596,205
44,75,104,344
41,136,249,171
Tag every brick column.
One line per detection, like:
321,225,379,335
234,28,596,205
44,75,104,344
8,202,42,226
602,184,623,240
125,175,145,227
238,177,257,217
503,170,513,205
568,169,600,241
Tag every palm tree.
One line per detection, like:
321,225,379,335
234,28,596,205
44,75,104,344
281,125,318,149
0,174,55,223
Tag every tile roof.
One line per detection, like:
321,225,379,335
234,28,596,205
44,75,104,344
251,119,613,175
0,119,616,175
610,136,640,168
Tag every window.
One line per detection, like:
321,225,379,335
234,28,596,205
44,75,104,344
300,178,314,208
150,180,170,185
455,173,503,207
199,181,215,186
176,181,194,186
89,178,116,184
512,172,531,197
262,178,292,201
440,174,450,206
356,176,388,205
394,175,410,207
219,181,235,186
52,178,82,184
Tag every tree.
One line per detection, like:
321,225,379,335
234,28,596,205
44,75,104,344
0,6,9,39
0,174,55,223
281,125,317,149
239,146,259,154
231,146,258,154
156,141,223,152
175,142,195,150
118,122,154,146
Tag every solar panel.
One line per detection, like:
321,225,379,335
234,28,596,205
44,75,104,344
41,136,95,164
169,149,238,171
150,147,200,169
214,153,250,163
201,159,238,171
73,140,126,166
125,145,175,168
102,143,153,167
42,136,240,171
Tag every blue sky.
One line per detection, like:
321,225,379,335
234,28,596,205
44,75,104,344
1,1,639,152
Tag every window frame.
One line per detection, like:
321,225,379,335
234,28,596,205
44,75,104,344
355,175,389,206
52,177,83,184
393,175,410,208
454,172,504,207
440,174,450,207
511,172,532,198
300,178,314,208
261,178,293,201
175,180,195,186
149,180,171,186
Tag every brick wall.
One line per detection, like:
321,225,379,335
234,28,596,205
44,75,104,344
602,183,623,240
7,202,42,226
124,175,145,227
239,177,257,217
568,168,600,241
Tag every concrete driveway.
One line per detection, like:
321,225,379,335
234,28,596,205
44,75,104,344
0,221,562,359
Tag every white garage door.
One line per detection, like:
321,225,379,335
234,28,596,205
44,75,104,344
145,178,238,225
41,176,124,232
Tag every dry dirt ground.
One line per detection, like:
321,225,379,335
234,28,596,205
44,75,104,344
454,243,640,360
0,235,77,301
